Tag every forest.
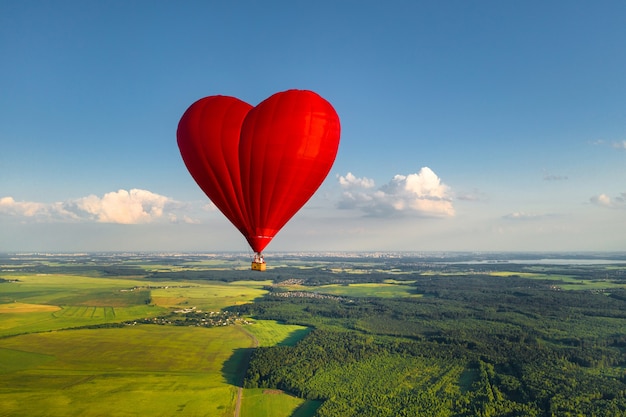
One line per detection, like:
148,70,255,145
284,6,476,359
227,258,626,416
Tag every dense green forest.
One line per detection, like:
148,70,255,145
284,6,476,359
231,269,626,416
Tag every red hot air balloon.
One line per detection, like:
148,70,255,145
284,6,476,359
177,89,341,270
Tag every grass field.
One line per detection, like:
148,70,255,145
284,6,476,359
0,303,167,338
277,282,420,299
488,270,626,290
0,274,148,306
244,320,310,347
240,388,321,417
0,325,252,416
0,302,61,313
150,280,270,311
311,282,421,298
0,266,314,417
420,269,626,292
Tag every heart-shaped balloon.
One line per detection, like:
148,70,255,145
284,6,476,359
177,89,341,254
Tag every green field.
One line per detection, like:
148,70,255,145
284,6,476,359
0,325,250,416
241,388,320,417
487,269,626,290
0,303,165,337
150,280,270,311
0,273,167,338
244,320,311,347
311,282,420,298
0,262,310,417
0,274,270,337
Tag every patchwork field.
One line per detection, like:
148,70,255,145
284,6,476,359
0,261,311,417
0,273,272,338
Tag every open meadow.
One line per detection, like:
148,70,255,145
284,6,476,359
0,325,249,416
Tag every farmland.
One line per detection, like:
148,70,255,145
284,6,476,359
0,254,309,416
0,326,248,416
2,252,626,416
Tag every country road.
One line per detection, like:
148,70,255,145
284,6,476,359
234,326,259,417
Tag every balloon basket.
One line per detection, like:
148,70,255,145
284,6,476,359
251,262,266,272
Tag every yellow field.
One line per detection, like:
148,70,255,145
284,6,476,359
488,271,542,277
0,302,61,314
150,281,269,310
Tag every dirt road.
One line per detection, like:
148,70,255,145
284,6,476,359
234,326,259,417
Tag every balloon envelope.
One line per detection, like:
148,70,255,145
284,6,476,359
177,89,341,253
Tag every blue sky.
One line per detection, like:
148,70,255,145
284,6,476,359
1,1,625,253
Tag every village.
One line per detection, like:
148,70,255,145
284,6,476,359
124,307,251,328
271,290,349,302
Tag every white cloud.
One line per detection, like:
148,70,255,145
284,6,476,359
337,168,454,217
590,193,626,209
338,172,375,189
75,189,170,224
611,141,626,149
1,189,183,224
0,196,45,217
0,196,79,220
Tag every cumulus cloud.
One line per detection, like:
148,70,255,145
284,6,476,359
1,189,183,224
611,141,626,150
590,193,626,209
75,189,171,224
0,196,45,217
338,172,375,189
0,196,79,221
337,168,454,217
